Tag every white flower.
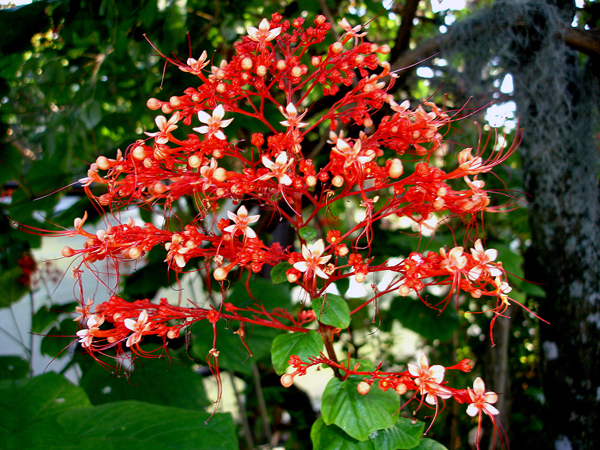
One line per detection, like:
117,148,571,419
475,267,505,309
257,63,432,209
124,310,153,347
468,239,503,280
279,103,309,128
145,113,180,144
179,51,209,75
247,18,281,44
193,105,233,140
260,152,293,186
332,138,374,168
293,239,332,280
224,206,260,239
467,377,499,417
408,355,453,405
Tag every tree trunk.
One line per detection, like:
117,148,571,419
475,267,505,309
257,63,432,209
509,3,600,447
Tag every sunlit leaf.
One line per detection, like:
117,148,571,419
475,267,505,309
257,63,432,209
271,330,323,375
313,294,351,329
321,377,399,441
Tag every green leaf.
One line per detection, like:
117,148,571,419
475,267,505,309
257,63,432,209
0,266,28,308
56,401,238,450
271,261,292,284
0,356,29,380
370,418,425,449
389,297,460,341
311,417,373,450
271,330,323,375
0,373,238,450
79,356,209,409
313,294,351,329
321,377,399,441
410,438,449,450
299,226,317,241
0,372,92,449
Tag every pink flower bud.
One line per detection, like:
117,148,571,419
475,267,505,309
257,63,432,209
96,156,110,170
331,42,343,54
357,381,371,395
281,373,294,388
61,246,75,257
389,158,403,178
395,383,407,395
214,267,229,281
147,98,161,110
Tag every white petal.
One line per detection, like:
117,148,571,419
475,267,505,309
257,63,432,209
245,228,257,239
258,18,270,31
155,115,167,129
466,404,479,417
214,130,226,140
193,125,209,134
473,377,485,395
124,318,136,331
293,262,308,272
213,105,225,121
262,156,275,169
237,205,248,218
275,152,288,164
198,110,211,124
315,267,330,279
484,404,500,415
468,266,483,281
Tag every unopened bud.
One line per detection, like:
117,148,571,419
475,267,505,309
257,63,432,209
286,271,299,283
276,60,287,71
214,267,229,281
147,98,161,110
256,65,267,77
336,244,349,257
281,373,294,388
357,381,371,395
355,272,366,283
213,167,228,182
398,284,411,297
188,154,202,168
355,55,364,65
315,15,327,25
364,117,373,128
306,175,317,187
169,96,181,107
331,42,343,54
216,83,226,94
96,156,110,170
241,57,253,70
311,56,321,67
129,247,142,259
377,44,391,54
132,146,146,160
167,328,179,339
161,104,173,114
61,246,75,257
395,383,407,395
433,197,445,210
291,66,303,77
332,175,344,187
389,158,403,178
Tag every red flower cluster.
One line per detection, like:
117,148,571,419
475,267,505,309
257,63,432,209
30,13,527,448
